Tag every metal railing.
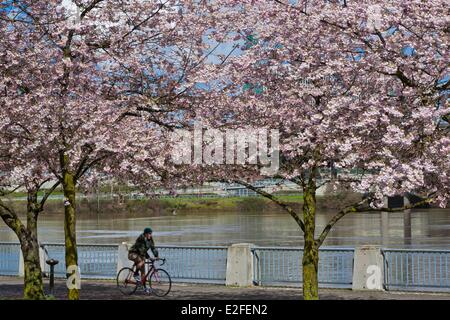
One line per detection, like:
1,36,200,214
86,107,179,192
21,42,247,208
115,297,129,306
158,246,228,284
0,242,20,276
0,242,228,283
383,248,450,292
41,244,228,283
1,243,449,293
42,243,118,279
251,247,354,288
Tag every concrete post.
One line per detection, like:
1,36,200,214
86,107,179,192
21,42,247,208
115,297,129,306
225,243,254,287
39,247,49,274
18,250,24,277
117,242,132,280
352,245,385,291
18,246,48,277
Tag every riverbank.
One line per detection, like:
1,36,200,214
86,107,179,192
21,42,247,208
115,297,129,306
4,195,306,215
3,190,366,215
1,277,449,300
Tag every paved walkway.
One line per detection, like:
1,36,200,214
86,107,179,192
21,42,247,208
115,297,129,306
1,276,449,300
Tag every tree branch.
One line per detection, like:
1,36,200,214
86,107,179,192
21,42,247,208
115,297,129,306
0,198,23,234
39,181,61,212
316,198,368,247
316,195,436,247
0,185,22,196
74,154,110,183
232,179,305,232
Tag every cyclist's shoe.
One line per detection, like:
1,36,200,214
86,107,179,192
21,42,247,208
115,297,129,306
133,274,141,283
144,287,152,294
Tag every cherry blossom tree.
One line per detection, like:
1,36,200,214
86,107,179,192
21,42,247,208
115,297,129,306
0,148,59,299
0,0,235,299
1,0,447,302
189,0,449,299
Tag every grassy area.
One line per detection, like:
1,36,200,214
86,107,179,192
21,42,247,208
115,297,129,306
7,194,304,214
159,196,254,211
156,195,304,212
273,194,304,202
5,192,311,214
7,190,64,198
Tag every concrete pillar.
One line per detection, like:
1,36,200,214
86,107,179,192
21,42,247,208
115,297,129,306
117,242,132,280
18,250,24,277
18,246,48,277
225,243,254,287
40,247,49,274
352,245,385,291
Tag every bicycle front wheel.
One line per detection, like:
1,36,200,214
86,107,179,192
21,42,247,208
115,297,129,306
117,267,138,295
148,268,172,297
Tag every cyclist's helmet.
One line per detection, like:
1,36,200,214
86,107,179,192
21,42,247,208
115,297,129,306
143,227,153,234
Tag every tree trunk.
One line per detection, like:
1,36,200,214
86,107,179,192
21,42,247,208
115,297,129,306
20,237,45,300
23,204,45,299
63,170,79,300
0,204,46,299
302,184,319,300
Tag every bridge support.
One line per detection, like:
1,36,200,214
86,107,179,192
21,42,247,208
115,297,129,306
385,195,410,209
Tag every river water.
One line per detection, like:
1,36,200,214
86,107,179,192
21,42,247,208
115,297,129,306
1,208,449,249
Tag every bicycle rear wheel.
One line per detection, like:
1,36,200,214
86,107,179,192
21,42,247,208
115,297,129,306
148,268,172,297
117,267,138,295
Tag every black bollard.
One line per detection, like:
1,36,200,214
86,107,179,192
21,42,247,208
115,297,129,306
46,259,59,296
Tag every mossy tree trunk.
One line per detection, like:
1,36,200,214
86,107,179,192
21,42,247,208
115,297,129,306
302,177,319,300
19,229,45,300
61,153,79,300
0,190,45,299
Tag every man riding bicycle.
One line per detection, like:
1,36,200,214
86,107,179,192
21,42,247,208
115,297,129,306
128,227,159,292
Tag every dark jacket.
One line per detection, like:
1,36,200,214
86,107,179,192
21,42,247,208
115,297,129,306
129,234,159,258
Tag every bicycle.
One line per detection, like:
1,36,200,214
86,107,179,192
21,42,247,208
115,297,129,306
116,258,172,297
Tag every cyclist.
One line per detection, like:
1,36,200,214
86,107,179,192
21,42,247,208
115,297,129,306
128,227,159,292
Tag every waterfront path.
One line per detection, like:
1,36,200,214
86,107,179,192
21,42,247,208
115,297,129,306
1,276,449,300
